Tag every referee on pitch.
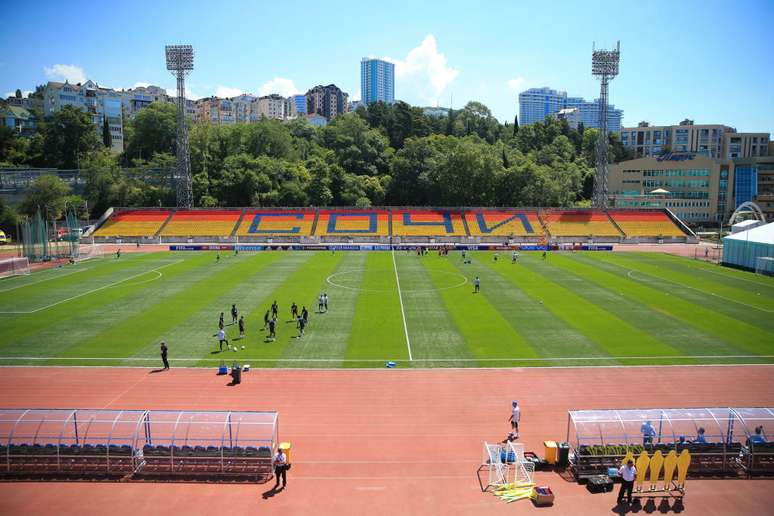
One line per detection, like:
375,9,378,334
160,342,170,370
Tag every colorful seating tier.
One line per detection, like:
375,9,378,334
391,210,467,237
608,210,687,238
161,210,241,236
94,210,171,237
315,209,389,236
236,210,316,236
542,210,622,237
464,210,544,237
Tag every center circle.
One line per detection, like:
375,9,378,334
326,268,468,293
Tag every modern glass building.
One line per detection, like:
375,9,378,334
518,87,623,132
361,58,395,105
734,165,758,208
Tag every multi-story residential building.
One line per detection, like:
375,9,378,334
609,153,732,224
285,94,306,119
43,80,124,153
121,85,169,118
306,84,348,120
733,156,774,220
518,87,623,132
230,94,258,123
724,132,769,159
361,58,395,105
1,105,36,136
195,97,235,124
620,120,770,160
256,94,286,120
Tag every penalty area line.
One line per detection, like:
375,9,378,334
0,259,183,314
392,250,413,361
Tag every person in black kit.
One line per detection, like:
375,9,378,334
160,342,169,370
297,316,306,337
231,304,238,324
301,306,308,323
268,318,276,341
264,309,270,329
219,312,225,330
291,302,298,320
238,316,245,338
271,300,278,319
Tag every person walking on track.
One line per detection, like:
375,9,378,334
274,448,288,489
509,400,520,437
160,342,169,370
617,459,636,505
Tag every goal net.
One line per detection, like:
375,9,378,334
755,256,774,277
0,257,31,279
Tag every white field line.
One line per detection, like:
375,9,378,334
392,250,413,361
0,259,183,314
626,269,774,313
1,354,772,362
0,267,89,293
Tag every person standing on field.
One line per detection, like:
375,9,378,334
238,316,245,338
160,342,169,370
509,400,520,437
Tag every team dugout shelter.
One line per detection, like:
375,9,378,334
567,407,774,479
0,408,278,480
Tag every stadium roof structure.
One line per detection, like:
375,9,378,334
724,221,774,245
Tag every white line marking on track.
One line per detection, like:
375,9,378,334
0,259,183,314
1,354,771,362
627,269,774,313
1,363,772,371
392,250,413,361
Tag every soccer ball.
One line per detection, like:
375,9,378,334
233,347,237,352
241,346,245,350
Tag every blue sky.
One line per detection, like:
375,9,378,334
1,0,773,132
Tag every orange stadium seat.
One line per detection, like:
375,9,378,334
608,210,687,238
161,210,241,237
464,210,544,237
542,210,621,237
315,210,389,236
391,210,467,237
94,210,171,237
236,210,316,236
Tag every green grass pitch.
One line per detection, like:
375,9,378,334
0,250,772,368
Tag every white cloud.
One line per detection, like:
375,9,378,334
165,86,199,99
43,64,87,84
384,34,459,106
132,82,151,89
214,85,244,98
507,77,526,92
258,78,300,97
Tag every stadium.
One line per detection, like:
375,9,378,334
1,204,773,515
2,5,773,512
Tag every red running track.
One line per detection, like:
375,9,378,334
0,365,772,515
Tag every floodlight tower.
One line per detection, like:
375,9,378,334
165,45,194,208
591,41,620,210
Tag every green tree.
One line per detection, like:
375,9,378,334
19,175,72,219
41,105,101,169
0,197,19,240
124,102,177,163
